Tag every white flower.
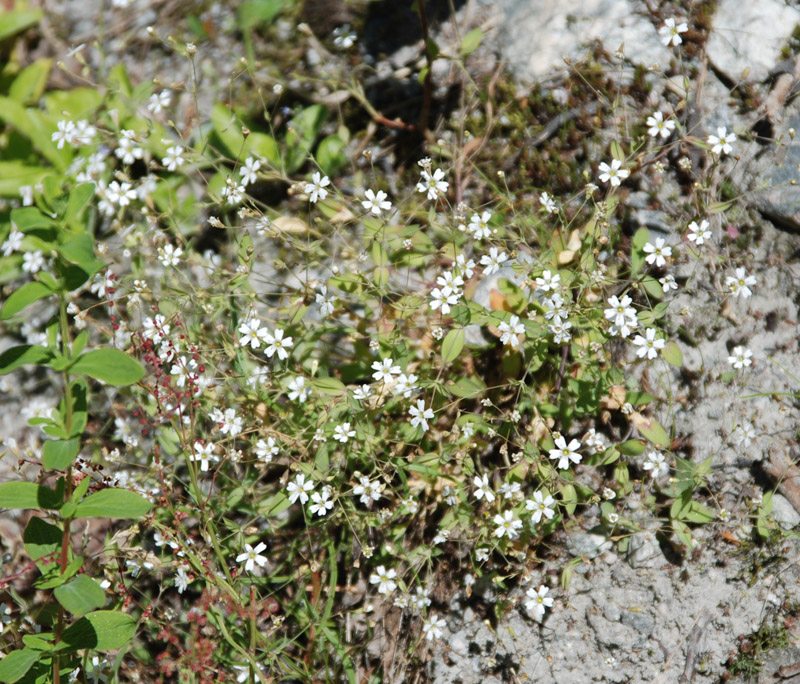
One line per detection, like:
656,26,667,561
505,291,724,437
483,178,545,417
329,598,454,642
220,408,243,436
115,129,144,165
408,399,434,432
535,269,560,292
422,614,445,641
416,167,448,201
659,17,688,47
147,90,172,114
361,188,392,216
236,542,267,573
162,146,185,171
525,585,554,619
480,246,508,275
393,373,419,398
473,474,496,503
727,345,752,370
732,421,756,447
707,127,736,156
239,157,261,186
643,238,672,267
174,565,190,593
309,486,334,516
316,284,335,315
255,437,279,463
1,227,23,256
539,192,557,214
191,441,217,472
498,315,525,349
598,159,629,187
287,376,310,402
263,328,293,360
726,267,756,298
646,111,676,139
73,120,96,146
369,565,397,595
51,120,76,148
526,490,556,524
158,244,183,267
223,182,246,205
548,320,572,345
286,474,315,504
493,509,522,539
468,211,493,240
430,286,460,314
238,317,269,349
333,422,356,443
660,274,678,292
642,449,669,479
604,294,638,337
305,171,330,203
353,384,373,401
21,250,45,274
548,435,582,470
455,254,476,279
371,358,401,383
687,219,711,246
332,24,357,49
105,180,137,208
632,327,665,360
353,475,383,504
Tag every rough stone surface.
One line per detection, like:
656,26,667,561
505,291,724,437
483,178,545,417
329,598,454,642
771,494,800,530
706,0,800,83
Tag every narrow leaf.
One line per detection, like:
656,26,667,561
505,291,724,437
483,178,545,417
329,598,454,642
441,328,465,364
1,282,52,320
0,345,53,374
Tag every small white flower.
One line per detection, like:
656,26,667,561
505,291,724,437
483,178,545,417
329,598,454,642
422,614,445,641
548,435,582,470
238,317,269,349
535,269,560,292
305,171,330,203
239,157,261,186
255,437,279,463
353,475,383,504
727,345,752,370
480,247,508,276
369,565,397,595
115,129,144,165
21,250,45,274
687,219,711,246
539,192,557,214
1,227,23,256
732,421,756,447
191,441,217,472
162,146,185,171
498,315,526,349
416,167,449,201
158,244,183,267
493,509,522,539
51,120,76,148
726,268,756,299
632,327,665,360
643,238,672,267
524,584,554,619
646,111,676,139
147,90,172,114
642,449,669,479
263,328,294,360
707,127,736,156
352,384,373,401
236,542,267,573
315,284,335,315
659,17,688,47
309,486,334,516
286,474,315,504
659,274,678,292
526,490,556,524
473,474,496,503
287,376,310,402
598,159,629,187
333,422,356,443
468,211,493,240
361,188,392,216
371,358,401,383
430,286,460,314
408,399,434,432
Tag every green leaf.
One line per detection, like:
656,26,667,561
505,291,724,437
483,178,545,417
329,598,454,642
0,10,42,42
637,416,669,448
0,97,68,170
54,576,105,617
0,482,62,510
459,28,483,57
0,647,40,684
69,349,145,386
65,183,96,231
0,162,50,197
311,376,345,397
57,610,136,652
617,439,646,456
445,375,486,398
641,275,663,300
58,234,102,272
661,341,683,367
316,134,347,176
441,328,465,364
23,517,62,561
630,227,649,276
1,281,53,320
8,59,53,105
42,438,80,470
237,0,284,29
74,489,152,519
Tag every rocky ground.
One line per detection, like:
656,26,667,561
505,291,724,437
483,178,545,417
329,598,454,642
6,0,800,682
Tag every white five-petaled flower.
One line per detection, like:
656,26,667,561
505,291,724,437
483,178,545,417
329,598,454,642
361,188,392,216
526,490,556,524
286,474,315,504
539,192,557,214
333,422,356,443
646,111,676,139
548,435,582,470
728,345,753,370
707,127,737,156
236,542,267,573
408,399,434,432
725,267,756,298
147,90,172,114
238,317,269,349
263,328,294,360
158,244,183,267
473,474,496,503
1,227,23,256
493,509,523,539
536,269,560,292
287,376,310,402
353,475,383,504
105,180,137,208
305,171,330,203
659,17,688,47
687,219,712,246
316,284,335,315
498,315,526,349
525,584,554,619
309,486,334,516
191,441,217,472
598,159,629,187
52,120,76,148
416,167,448,201
162,146,185,171
480,246,508,276
371,358,401,383
22,250,45,274
369,565,397,595
468,211,493,240
255,437,279,463
633,327,665,360
115,129,144,165
660,274,678,292
642,449,669,479
239,157,261,186
604,294,638,336
422,614,445,641
430,286,460,314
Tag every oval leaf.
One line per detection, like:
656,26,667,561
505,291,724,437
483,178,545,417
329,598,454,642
58,610,136,652
0,482,62,510
661,341,683,367
0,648,40,684
54,575,105,617
441,328,465,364
42,438,80,470
69,349,145,386
74,488,152,519
1,281,52,320
0,345,53,374
311,376,345,397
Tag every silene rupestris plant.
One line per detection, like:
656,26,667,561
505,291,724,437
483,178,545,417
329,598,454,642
0,179,151,684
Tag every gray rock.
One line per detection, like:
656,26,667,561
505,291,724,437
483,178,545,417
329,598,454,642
750,115,800,231
620,609,655,636
706,0,800,83
771,493,800,530
499,0,671,84
567,532,612,559
626,531,664,569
